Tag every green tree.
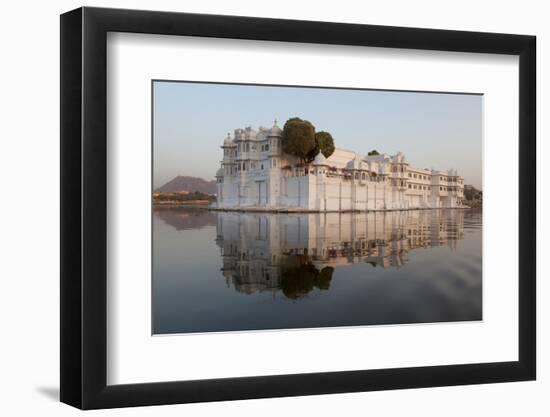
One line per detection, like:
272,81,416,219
315,131,335,158
282,117,317,163
368,150,380,156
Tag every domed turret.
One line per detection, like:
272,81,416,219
223,132,233,146
215,168,224,177
268,119,282,137
313,152,327,165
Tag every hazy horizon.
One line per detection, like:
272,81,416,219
153,81,483,189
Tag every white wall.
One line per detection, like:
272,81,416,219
0,0,546,416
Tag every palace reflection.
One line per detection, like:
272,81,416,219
215,210,465,299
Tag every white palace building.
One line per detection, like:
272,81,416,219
215,121,465,211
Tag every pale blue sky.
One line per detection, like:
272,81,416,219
153,81,482,189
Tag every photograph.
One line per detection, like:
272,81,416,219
152,81,483,334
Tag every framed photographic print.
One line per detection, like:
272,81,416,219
60,6,536,409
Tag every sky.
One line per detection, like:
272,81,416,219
153,81,483,189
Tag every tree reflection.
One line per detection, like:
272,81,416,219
281,256,334,299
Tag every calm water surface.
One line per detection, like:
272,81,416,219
153,208,482,334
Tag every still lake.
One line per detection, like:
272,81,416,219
153,208,482,334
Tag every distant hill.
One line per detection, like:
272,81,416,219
155,176,217,195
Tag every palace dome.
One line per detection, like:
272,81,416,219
313,152,327,165
223,133,233,146
215,168,224,177
268,120,282,136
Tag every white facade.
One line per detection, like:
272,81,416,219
215,122,465,211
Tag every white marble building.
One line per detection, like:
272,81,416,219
215,122,465,211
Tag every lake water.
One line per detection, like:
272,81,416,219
153,208,482,334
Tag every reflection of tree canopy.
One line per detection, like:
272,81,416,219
280,255,334,299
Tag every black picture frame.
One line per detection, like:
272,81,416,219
60,6,536,410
